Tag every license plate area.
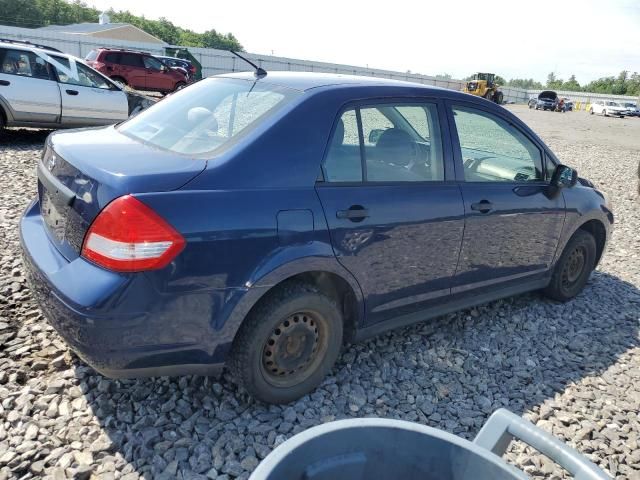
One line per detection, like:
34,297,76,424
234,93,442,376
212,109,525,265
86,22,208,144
40,182,68,242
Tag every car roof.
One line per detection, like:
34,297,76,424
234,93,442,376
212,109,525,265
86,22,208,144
0,41,75,59
217,71,450,93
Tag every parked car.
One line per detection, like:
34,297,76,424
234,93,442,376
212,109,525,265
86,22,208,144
563,98,574,111
156,55,196,81
85,48,188,93
535,91,558,110
527,96,537,109
21,72,613,404
589,100,627,117
0,39,154,130
621,102,640,117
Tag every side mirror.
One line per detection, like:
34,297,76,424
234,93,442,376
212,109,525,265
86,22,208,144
368,129,384,144
551,164,578,189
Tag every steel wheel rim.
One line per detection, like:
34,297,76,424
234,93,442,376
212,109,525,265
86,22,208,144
261,310,328,387
562,246,586,287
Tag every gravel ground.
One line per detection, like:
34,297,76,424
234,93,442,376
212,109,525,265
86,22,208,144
1,107,639,480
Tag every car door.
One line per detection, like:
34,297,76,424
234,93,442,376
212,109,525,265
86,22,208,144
49,56,129,126
119,53,146,89
0,47,60,124
143,55,172,92
315,100,465,325
447,102,565,293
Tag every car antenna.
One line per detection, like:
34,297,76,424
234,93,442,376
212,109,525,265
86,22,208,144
230,51,267,78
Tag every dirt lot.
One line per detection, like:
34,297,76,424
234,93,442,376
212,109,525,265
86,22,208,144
0,107,639,480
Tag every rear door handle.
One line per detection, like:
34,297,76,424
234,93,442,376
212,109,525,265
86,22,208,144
66,89,79,96
470,200,493,214
336,206,369,221
0,80,10,86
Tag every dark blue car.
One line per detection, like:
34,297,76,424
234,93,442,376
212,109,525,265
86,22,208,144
20,72,613,404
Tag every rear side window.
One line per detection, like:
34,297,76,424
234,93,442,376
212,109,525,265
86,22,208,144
323,102,445,183
104,52,120,63
0,48,51,79
453,106,543,183
118,78,301,156
120,53,143,67
85,50,98,61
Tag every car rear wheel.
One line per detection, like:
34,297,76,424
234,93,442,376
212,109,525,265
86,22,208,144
603,109,608,117
589,108,594,115
543,229,596,302
229,283,343,404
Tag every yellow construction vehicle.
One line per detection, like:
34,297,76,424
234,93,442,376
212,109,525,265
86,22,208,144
463,73,504,104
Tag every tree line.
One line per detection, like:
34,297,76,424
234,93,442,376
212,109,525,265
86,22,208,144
505,72,640,96
0,0,243,51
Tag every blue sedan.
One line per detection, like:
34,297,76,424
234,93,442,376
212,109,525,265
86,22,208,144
21,72,613,404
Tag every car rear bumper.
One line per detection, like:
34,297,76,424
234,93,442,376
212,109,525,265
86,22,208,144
20,199,230,378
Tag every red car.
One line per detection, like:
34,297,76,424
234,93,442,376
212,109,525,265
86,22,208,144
86,48,187,94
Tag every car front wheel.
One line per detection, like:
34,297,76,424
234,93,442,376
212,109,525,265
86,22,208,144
544,229,596,302
229,283,343,404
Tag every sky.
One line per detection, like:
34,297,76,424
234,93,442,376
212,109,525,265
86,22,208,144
86,0,640,84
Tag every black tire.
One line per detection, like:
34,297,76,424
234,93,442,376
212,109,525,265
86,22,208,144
494,92,503,104
589,108,594,115
174,81,186,92
544,230,596,302
229,283,343,404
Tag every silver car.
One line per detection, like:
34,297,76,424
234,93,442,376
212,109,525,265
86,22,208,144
0,39,153,130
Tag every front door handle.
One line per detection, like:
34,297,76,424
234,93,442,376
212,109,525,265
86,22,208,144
0,80,10,86
336,206,369,222
66,89,79,96
470,200,493,214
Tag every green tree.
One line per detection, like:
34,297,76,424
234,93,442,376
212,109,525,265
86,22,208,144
561,74,581,91
0,0,243,50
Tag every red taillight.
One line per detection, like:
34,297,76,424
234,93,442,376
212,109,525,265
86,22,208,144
81,195,185,272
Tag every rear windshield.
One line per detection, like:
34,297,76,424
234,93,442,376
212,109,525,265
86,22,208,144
118,78,301,155
85,50,98,61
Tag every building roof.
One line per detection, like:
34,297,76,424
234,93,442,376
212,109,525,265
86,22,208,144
38,23,131,33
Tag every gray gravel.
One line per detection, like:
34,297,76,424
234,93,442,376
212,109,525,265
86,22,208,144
1,109,639,480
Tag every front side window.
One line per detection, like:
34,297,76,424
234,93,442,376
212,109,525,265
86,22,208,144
323,102,444,183
85,50,98,62
118,78,301,156
0,48,50,79
453,106,542,183
143,56,164,71
52,57,112,89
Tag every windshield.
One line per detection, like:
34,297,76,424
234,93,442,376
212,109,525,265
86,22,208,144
605,101,618,106
118,78,301,155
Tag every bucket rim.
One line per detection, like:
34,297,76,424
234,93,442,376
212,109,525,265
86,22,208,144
249,417,527,479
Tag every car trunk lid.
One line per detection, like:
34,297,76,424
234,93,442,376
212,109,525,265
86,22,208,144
38,126,206,261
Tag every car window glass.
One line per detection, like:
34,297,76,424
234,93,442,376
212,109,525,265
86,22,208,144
323,109,362,182
52,57,112,89
453,106,542,183
361,103,444,182
0,48,50,79
360,108,393,146
119,78,300,156
104,52,119,63
85,50,98,61
143,56,163,71
120,53,143,67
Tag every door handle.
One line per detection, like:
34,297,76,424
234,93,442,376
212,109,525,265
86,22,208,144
0,80,10,86
470,200,493,214
65,89,79,96
336,206,369,221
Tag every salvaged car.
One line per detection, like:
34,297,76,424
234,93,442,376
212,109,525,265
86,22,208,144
534,90,558,111
21,72,613,404
0,39,154,130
